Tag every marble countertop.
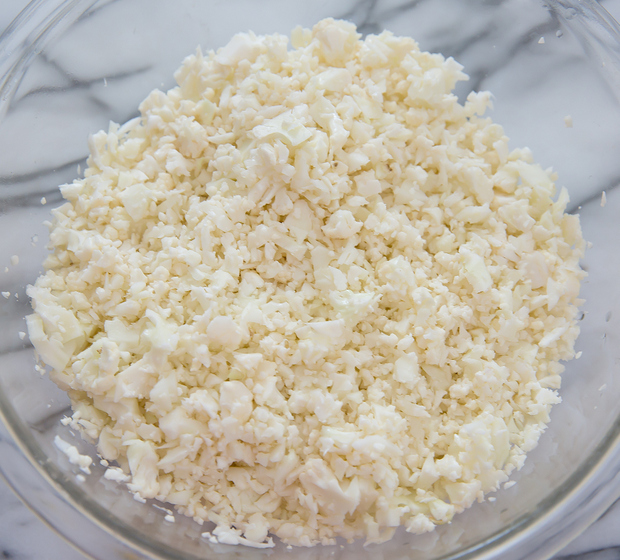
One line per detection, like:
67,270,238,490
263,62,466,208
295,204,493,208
2,0,620,559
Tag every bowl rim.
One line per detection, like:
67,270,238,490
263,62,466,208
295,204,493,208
2,1,620,559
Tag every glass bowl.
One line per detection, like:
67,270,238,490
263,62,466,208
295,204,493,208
2,1,620,559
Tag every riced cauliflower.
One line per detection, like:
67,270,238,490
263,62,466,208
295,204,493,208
27,18,585,548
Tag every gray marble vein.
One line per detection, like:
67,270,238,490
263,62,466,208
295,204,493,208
2,0,620,559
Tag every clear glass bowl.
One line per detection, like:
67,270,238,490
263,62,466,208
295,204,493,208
2,1,620,559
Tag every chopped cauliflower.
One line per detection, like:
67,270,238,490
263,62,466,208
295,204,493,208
27,19,585,548
54,436,93,474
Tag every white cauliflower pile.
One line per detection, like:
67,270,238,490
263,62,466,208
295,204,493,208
27,18,585,548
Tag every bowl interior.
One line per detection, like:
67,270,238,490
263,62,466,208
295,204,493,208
1,1,620,559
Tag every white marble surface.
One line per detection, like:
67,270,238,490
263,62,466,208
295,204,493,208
2,1,620,559
0,480,85,560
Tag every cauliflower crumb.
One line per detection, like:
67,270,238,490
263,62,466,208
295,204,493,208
54,436,93,474
28,19,585,548
10,255,19,266
104,466,130,483
564,115,573,128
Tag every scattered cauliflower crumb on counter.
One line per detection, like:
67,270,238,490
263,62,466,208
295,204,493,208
27,18,585,548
